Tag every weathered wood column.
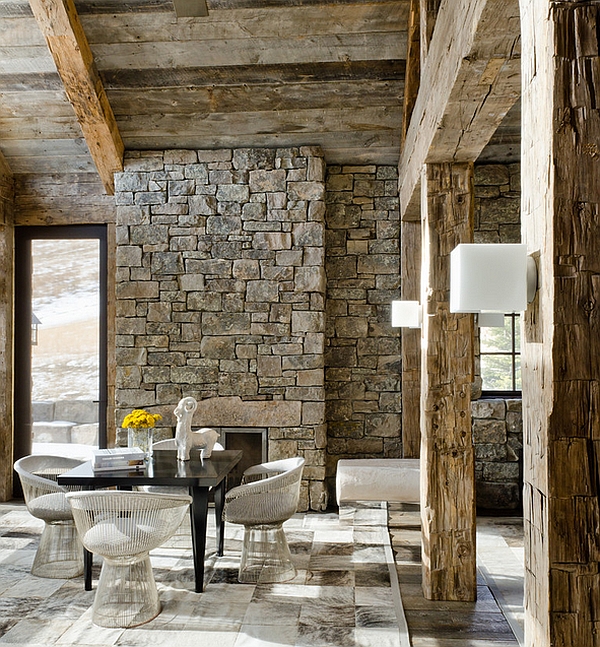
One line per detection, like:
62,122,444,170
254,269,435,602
420,162,476,601
521,1,600,645
401,219,421,458
0,153,14,501
400,0,423,459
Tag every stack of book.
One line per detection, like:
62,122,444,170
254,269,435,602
92,447,146,472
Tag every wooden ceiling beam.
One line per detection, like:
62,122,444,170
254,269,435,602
0,151,14,226
398,0,520,219
27,0,124,195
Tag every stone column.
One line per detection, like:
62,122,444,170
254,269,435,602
420,162,476,601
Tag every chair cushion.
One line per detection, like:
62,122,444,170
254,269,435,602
28,492,73,522
83,519,161,557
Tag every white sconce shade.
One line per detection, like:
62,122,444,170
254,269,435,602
478,313,505,327
450,244,536,314
391,300,422,328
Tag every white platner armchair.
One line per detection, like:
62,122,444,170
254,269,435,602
14,455,85,578
222,457,305,584
66,490,191,628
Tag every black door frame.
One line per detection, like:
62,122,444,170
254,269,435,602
14,225,108,469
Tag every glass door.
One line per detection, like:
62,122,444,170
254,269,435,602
14,226,107,468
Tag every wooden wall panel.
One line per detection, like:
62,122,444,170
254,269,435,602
420,162,475,601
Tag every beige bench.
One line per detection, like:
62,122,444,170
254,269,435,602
336,458,420,505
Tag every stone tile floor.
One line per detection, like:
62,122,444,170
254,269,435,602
0,501,523,647
388,504,524,647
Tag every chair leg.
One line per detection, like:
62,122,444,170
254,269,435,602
32,521,83,579
92,555,160,628
239,523,296,584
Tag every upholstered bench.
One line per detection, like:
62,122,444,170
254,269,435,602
336,458,420,505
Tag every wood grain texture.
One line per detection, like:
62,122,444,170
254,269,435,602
14,172,116,225
420,162,475,602
401,0,420,148
27,0,124,193
521,2,600,646
419,0,440,60
401,219,421,458
0,156,13,501
399,0,520,218
2,2,407,173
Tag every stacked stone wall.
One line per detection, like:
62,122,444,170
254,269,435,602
472,162,523,510
114,147,327,510
324,165,401,501
472,398,522,510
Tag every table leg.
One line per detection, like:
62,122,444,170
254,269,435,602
83,547,93,591
189,486,209,593
213,479,226,556
81,485,93,590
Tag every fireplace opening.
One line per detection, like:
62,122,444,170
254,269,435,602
217,427,267,488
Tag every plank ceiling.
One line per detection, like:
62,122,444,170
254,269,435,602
0,0,519,186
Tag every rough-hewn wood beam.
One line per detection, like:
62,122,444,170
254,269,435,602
0,150,13,502
420,162,475,601
419,0,440,60
27,0,124,194
402,0,420,148
522,2,600,646
399,0,520,219
401,218,421,458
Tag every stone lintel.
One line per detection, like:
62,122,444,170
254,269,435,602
195,396,302,428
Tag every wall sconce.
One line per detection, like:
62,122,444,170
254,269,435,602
391,300,422,328
478,313,505,327
450,244,537,314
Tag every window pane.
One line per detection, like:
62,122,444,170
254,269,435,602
481,354,514,390
480,317,512,352
514,355,521,390
514,315,521,352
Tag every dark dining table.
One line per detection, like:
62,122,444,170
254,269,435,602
57,448,242,593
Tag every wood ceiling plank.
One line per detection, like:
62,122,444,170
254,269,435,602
0,115,87,139
80,4,406,42
27,0,124,194
90,33,405,70
0,90,75,118
8,154,97,173
116,105,400,137
398,0,520,218
101,60,404,88
107,80,403,115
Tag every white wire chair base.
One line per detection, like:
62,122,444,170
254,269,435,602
93,554,160,628
67,490,191,628
239,523,296,583
32,520,84,579
14,455,85,579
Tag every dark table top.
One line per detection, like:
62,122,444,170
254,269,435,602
57,449,243,488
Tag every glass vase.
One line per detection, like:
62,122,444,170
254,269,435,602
127,427,153,457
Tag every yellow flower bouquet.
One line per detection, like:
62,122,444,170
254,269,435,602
122,409,162,429
123,409,162,455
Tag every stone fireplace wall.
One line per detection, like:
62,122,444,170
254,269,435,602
324,165,402,501
114,147,327,511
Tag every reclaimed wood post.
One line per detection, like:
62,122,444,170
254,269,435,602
521,1,600,645
401,219,421,458
0,154,14,501
420,162,476,601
